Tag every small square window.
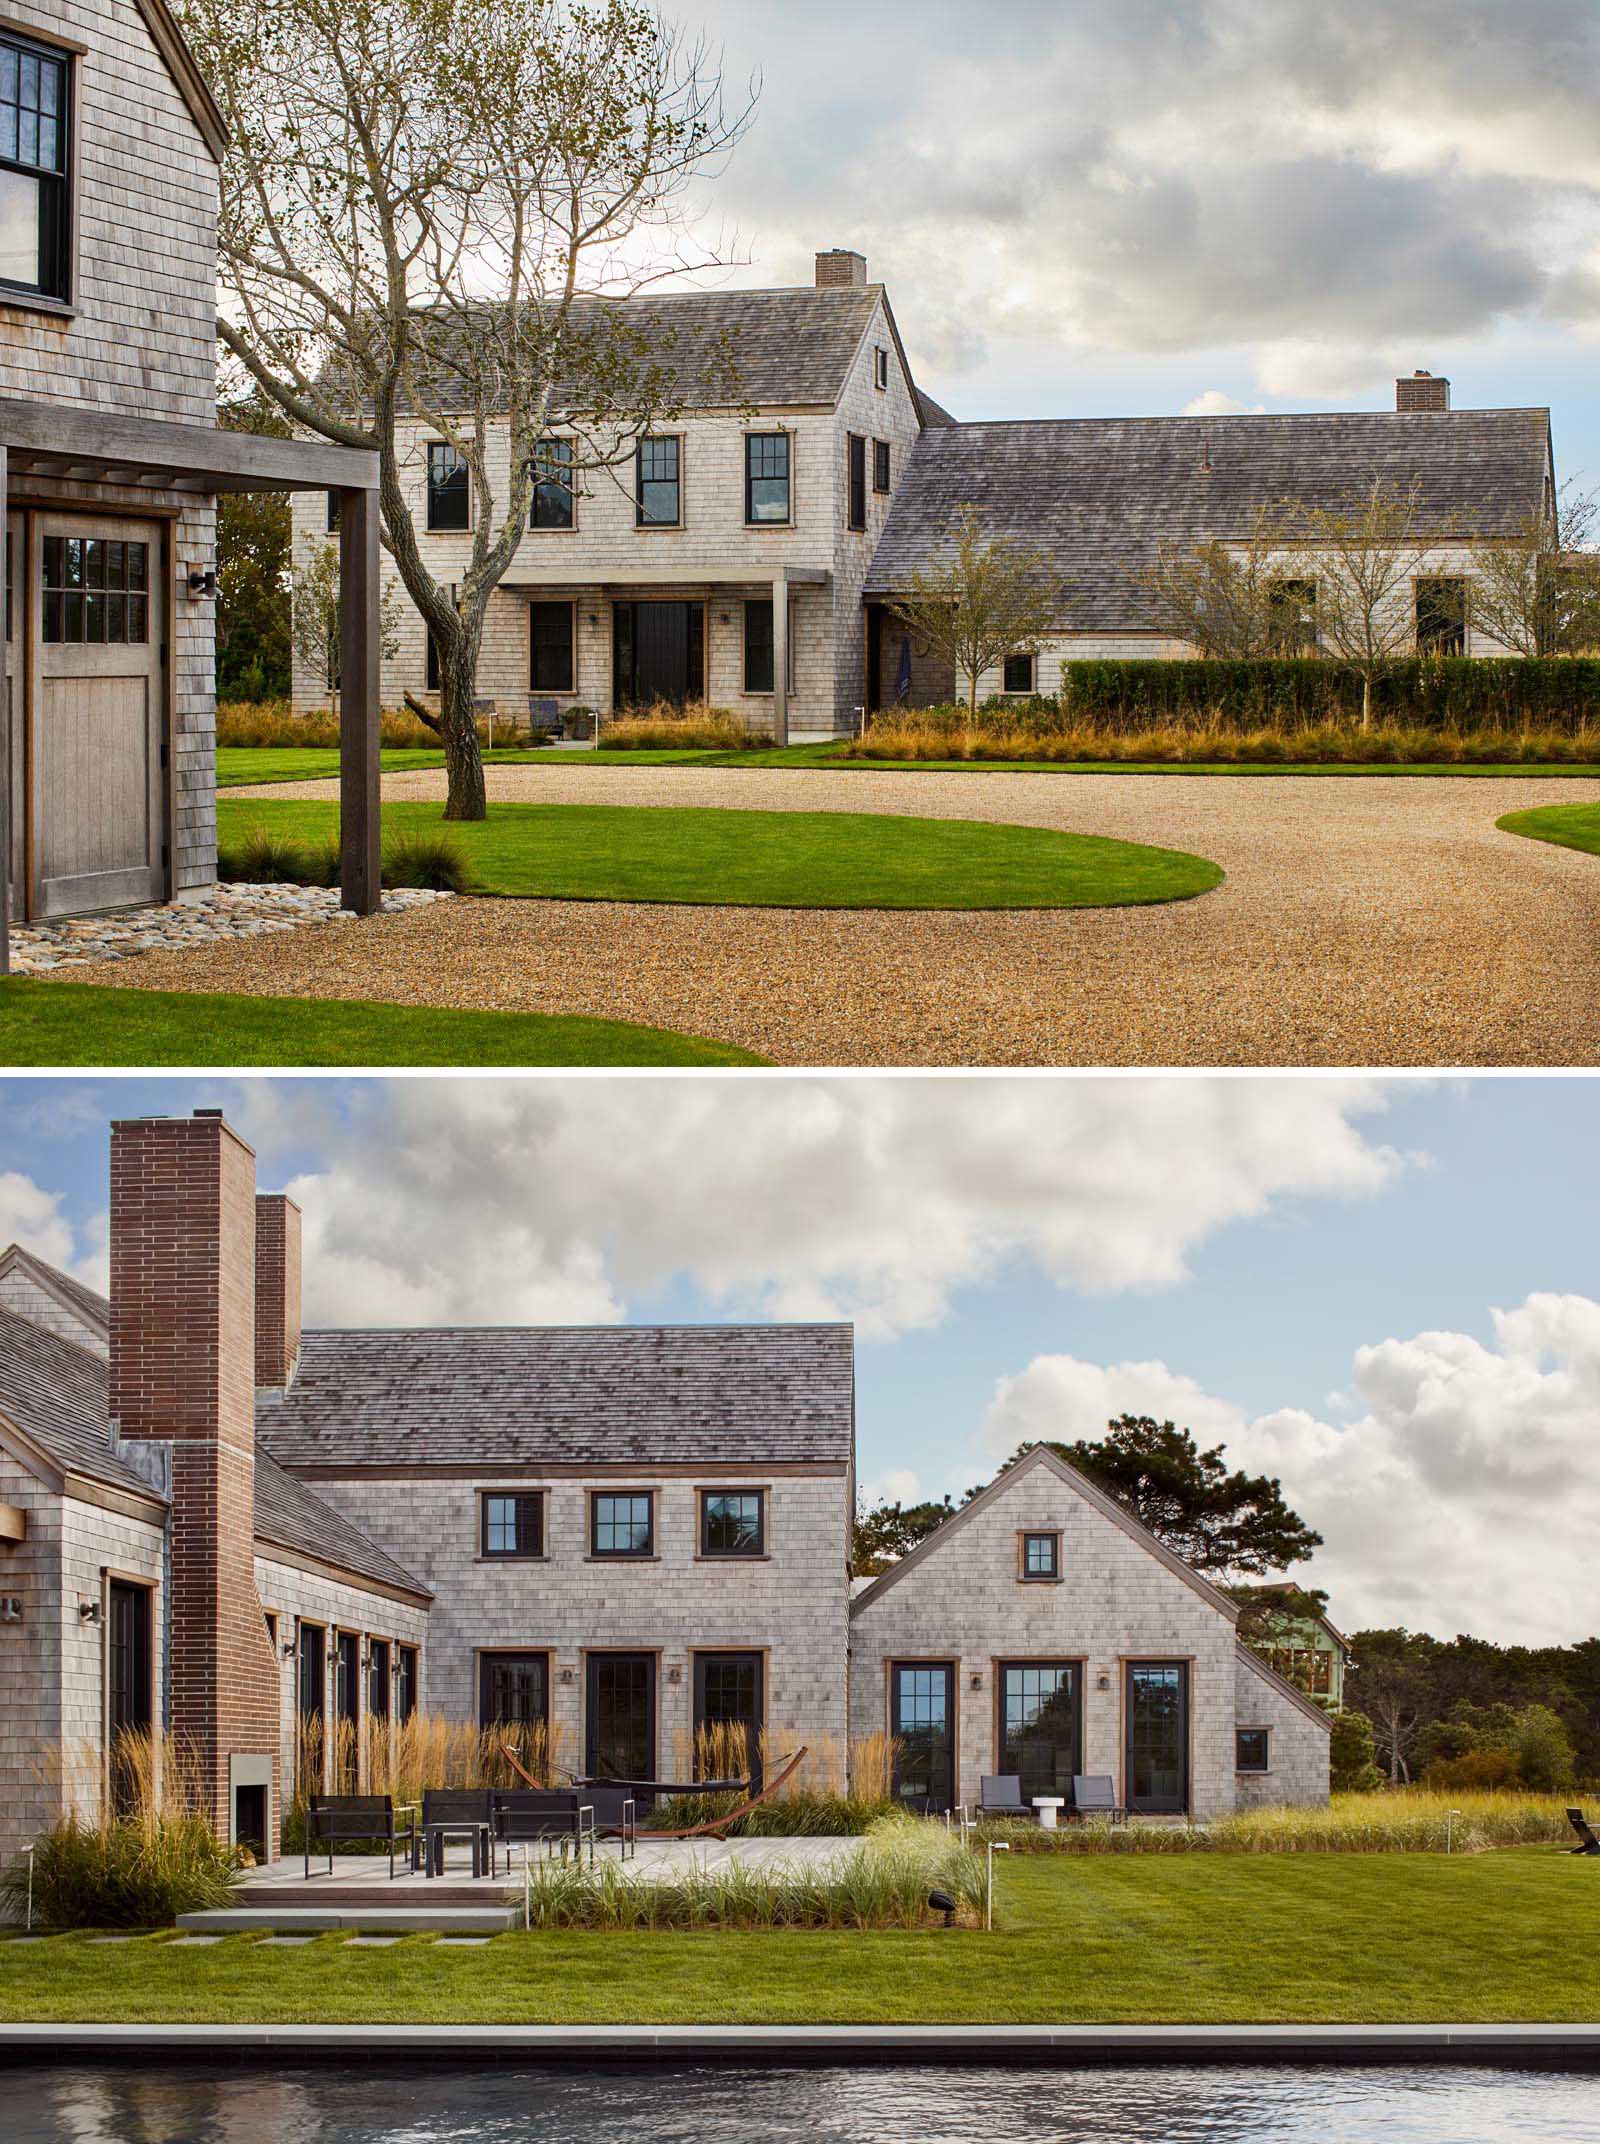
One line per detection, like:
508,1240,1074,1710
701,1490,764,1557
592,1491,654,1557
1236,1728,1270,1774
1003,653,1035,695
872,439,891,493
481,1491,542,1559
1021,1531,1060,1581
873,346,889,390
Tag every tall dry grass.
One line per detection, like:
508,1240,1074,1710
976,1788,1578,1856
848,709,1600,765
601,703,766,751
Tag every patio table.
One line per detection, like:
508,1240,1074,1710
1032,1796,1066,1829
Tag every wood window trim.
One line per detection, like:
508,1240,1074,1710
425,441,471,533
0,26,76,315
688,1644,771,1752
529,437,577,533
528,597,576,696
884,1654,960,1811
846,433,867,531
1119,1653,1196,1819
1235,1725,1272,1774
478,1486,546,1562
635,433,684,530
697,1486,766,1559
474,1644,553,1729
1017,1528,1063,1583
991,1654,1086,1793
872,438,891,494
1001,652,1037,696
742,428,794,529
873,345,889,390
588,1486,656,1558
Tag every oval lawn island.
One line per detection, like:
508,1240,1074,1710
215,797,1225,911
1496,800,1600,859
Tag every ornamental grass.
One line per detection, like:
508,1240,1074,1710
973,1789,1578,1857
217,821,470,893
847,710,1600,765
599,703,767,751
642,1729,901,1837
282,1713,569,1851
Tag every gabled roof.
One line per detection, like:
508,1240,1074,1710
253,1448,431,1602
1236,1642,1336,1735
864,407,1556,630
0,1243,110,1351
849,1444,1241,1621
255,1324,855,1472
132,0,228,165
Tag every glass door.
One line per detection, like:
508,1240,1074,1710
692,1651,764,1787
106,1580,152,1816
586,1651,656,1782
1125,1661,1189,1814
890,1661,955,1813
999,1661,1081,1803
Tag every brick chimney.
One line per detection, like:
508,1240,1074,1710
815,248,867,289
1396,370,1450,412
108,1110,280,1850
254,1193,302,1391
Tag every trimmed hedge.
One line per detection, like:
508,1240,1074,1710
990,658,1600,731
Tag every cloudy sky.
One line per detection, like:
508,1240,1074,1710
3,1073,1597,1649
660,0,1600,479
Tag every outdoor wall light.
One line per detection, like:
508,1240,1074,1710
0,1596,21,1624
78,1599,101,1624
1096,1673,1110,1692
187,565,218,599
667,1665,683,1685
969,1672,983,1691
560,1667,575,1685
281,1639,297,1660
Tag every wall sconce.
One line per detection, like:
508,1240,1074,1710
969,1672,983,1691
281,1639,297,1660
585,613,600,627
78,1599,101,1624
1096,1673,1110,1692
560,1667,575,1685
0,1596,21,1624
187,566,218,599
667,1665,683,1686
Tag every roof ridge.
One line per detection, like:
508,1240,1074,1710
927,407,1551,432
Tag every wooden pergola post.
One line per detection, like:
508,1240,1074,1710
338,484,382,915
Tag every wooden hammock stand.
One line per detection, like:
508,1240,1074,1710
499,1742,809,1840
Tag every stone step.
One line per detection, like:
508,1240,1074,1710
177,1906,518,1934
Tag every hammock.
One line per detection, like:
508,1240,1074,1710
499,1742,809,1841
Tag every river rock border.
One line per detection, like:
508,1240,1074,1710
9,884,452,975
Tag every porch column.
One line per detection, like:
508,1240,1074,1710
0,438,9,977
771,570,788,749
338,484,382,915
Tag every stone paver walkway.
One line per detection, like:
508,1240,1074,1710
58,765,1600,1065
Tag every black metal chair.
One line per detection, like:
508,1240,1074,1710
978,1774,1027,1819
1071,1774,1129,1824
493,1789,596,1867
420,1788,495,1878
1567,1807,1600,1855
303,1793,418,1880
579,1785,637,1862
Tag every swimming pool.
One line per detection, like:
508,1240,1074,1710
8,2062,1600,2143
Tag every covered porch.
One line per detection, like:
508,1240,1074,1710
0,397,383,976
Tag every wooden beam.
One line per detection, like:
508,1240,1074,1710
0,394,378,494
0,1502,24,1544
338,486,381,917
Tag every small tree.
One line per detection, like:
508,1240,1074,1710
1329,1709,1384,1795
1344,1628,1437,1785
183,0,751,817
216,396,294,699
1467,483,1600,656
1277,478,1450,727
888,504,1058,724
291,538,405,701
851,1494,954,1576
1131,503,1305,659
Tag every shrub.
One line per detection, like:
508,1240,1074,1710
601,703,766,752
520,1813,983,1931
642,1726,900,1836
216,701,551,751
1422,1748,1523,1792
217,822,471,895
217,822,313,885
380,829,473,894
1329,1710,1385,1796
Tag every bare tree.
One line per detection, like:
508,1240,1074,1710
1131,504,1304,659
888,505,1058,724
1467,482,1600,657
181,0,753,817
1277,478,1453,727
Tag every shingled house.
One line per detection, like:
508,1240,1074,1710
0,1109,1329,1880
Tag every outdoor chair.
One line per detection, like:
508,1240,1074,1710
419,1788,495,1879
303,1793,418,1880
1567,1807,1600,1855
575,1784,638,1861
526,696,563,740
1071,1774,1129,1824
978,1774,1027,1819
493,1789,597,1867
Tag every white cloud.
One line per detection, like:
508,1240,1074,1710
282,1076,1404,1338
0,1171,104,1290
1181,390,1267,416
978,1291,1600,1645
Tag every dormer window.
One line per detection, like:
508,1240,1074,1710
0,34,69,303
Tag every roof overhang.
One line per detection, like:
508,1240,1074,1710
0,398,379,497
500,565,831,591
133,0,228,165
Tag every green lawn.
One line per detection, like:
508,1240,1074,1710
0,978,764,1068
216,797,1223,910
218,744,1600,785
0,1852,1588,2024
1497,799,1600,855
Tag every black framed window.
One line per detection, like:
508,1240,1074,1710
367,1638,390,1722
297,1622,326,1729
0,35,69,302
481,1490,543,1560
42,536,148,646
847,434,866,530
890,1662,955,1813
744,432,790,523
1126,1661,1189,1815
530,602,574,692
532,438,574,529
480,1650,550,1727
1021,1531,1060,1581
743,599,774,694
1416,576,1467,657
1002,652,1035,695
693,1652,764,1785
326,491,340,532
1236,1728,1270,1774
873,345,889,390
700,1490,764,1557
591,1491,654,1557
872,438,891,493
426,441,469,531
395,1645,418,1722
1001,1662,1081,1803
636,435,681,526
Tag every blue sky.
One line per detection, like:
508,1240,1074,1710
2,1073,1596,1644
663,0,1600,487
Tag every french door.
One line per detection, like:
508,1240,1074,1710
1125,1661,1190,1815
586,1651,656,1782
106,1579,152,1817
612,601,705,706
890,1661,955,1814
999,1661,1081,1803
692,1651,764,1786
479,1650,550,1729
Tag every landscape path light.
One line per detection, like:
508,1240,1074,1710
986,1839,1011,1931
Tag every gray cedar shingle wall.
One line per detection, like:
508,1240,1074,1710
1233,1646,1332,1810
865,409,1555,630
255,1324,856,1470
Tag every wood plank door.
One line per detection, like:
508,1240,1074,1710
5,515,20,925
30,513,165,918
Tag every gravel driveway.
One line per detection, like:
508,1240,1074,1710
89,765,1600,1066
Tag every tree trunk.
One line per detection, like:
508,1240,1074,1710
1361,672,1372,732
438,660,487,821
